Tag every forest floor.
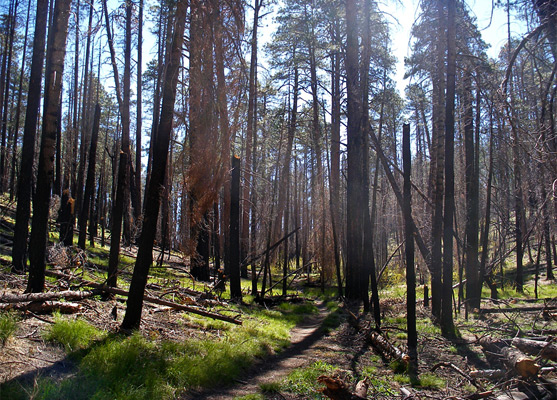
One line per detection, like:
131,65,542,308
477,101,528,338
0,199,556,399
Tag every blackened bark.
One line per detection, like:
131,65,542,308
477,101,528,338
27,0,72,293
78,103,100,249
441,0,456,335
229,155,242,300
11,0,49,274
403,123,417,377
134,0,144,221
121,0,187,330
104,0,132,287
9,0,31,199
430,0,446,320
463,72,480,310
345,0,364,302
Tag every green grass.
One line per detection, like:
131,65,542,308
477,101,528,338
414,372,446,389
44,314,105,352
284,361,336,398
3,300,317,400
0,311,19,347
233,395,264,400
259,381,281,393
361,366,397,396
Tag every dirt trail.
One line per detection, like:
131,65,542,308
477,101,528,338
184,302,333,399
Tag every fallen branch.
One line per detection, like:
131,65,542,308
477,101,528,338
45,270,242,325
431,362,482,389
469,369,506,380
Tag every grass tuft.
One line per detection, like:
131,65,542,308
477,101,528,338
44,314,104,352
0,311,19,347
284,361,336,398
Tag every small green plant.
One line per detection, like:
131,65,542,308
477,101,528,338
393,373,410,384
284,361,336,398
390,360,408,374
233,395,264,400
44,314,103,352
259,381,281,393
415,372,446,389
0,311,19,346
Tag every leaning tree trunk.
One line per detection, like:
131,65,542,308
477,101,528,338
11,0,49,274
27,0,72,293
121,0,187,330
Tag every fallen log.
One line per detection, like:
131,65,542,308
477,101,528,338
466,391,494,400
479,337,539,378
368,331,410,365
0,290,98,303
511,337,557,361
0,301,82,314
478,306,557,314
469,369,506,380
45,270,242,325
317,375,367,400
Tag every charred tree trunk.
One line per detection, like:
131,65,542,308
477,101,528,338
27,0,72,293
463,71,480,310
229,155,242,300
78,104,100,249
11,0,49,274
121,0,186,329
441,0,456,335
103,0,132,288
403,123,418,377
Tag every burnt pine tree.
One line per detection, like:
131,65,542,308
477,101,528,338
78,103,101,249
402,123,418,377
27,0,72,293
441,0,456,336
229,155,242,300
11,0,49,274
121,0,187,330
103,0,132,288
344,0,365,302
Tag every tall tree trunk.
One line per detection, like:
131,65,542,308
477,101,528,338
229,155,242,300
345,0,365,302
121,0,186,330
463,71,480,310
242,0,260,268
9,0,32,200
0,0,18,193
430,0,446,319
403,123,417,377
330,24,342,297
78,104,100,249
134,0,144,221
480,105,497,299
11,0,49,274
27,0,72,293
104,0,132,288
441,0,456,336
75,0,94,218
